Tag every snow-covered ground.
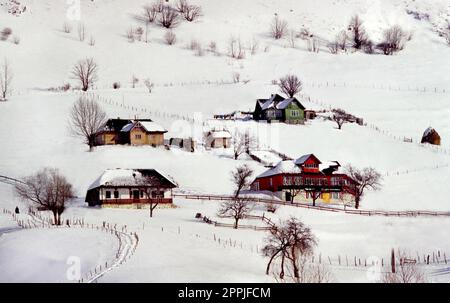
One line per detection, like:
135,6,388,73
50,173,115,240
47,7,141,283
1,0,450,283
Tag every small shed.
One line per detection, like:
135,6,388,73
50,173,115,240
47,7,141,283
421,127,441,146
205,130,232,148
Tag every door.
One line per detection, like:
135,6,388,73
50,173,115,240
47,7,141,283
132,190,140,201
285,191,291,202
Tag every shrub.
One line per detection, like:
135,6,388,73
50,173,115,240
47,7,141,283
270,16,287,39
1,27,12,41
164,30,176,45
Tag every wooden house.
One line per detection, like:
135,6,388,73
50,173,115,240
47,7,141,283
253,94,306,124
95,118,167,147
85,168,177,207
205,130,232,148
250,154,357,206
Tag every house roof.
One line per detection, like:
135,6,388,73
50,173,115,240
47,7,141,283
256,160,302,178
101,118,133,132
208,130,232,139
121,121,167,133
320,161,341,172
294,154,322,165
87,168,177,190
258,95,305,111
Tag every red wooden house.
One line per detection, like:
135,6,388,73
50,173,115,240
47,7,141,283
251,154,357,206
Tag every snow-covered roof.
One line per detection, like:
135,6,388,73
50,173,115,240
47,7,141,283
256,160,301,178
87,168,176,190
320,161,340,171
121,121,167,133
422,127,435,138
259,96,305,111
208,130,232,138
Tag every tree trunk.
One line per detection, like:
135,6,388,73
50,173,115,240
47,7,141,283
355,195,360,209
279,254,285,279
266,252,279,275
52,211,58,225
234,217,239,229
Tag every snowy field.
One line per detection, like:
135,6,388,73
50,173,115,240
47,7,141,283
1,0,450,283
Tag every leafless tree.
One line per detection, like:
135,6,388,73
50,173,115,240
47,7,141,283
228,36,245,59
248,37,259,55
182,4,202,22
131,75,139,88
164,30,176,45
217,197,253,229
271,15,288,39
306,189,323,207
263,217,317,279
348,15,368,50
158,5,180,29
135,27,144,41
232,72,240,84
144,78,154,93
126,26,135,43
287,30,297,48
331,108,352,130
77,23,86,42
307,37,320,52
15,168,74,225
230,164,254,198
175,0,189,13
382,251,426,283
143,5,158,23
88,35,95,47
232,131,255,160
152,0,165,13
71,58,98,91
135,174,166,217
1,27,12,41
345,165,382,209
379,25,406,55
68,96,107,151
278,74,302,98
279,254,332,283
63,22,72,33
0,58,13,100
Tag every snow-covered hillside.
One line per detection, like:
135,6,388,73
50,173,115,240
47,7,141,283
1,0,449,283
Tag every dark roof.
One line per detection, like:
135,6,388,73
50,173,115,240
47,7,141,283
257,94,305,111
294,154,322,165
102,118,133,132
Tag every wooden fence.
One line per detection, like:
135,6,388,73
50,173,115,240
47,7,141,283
173,193,450,218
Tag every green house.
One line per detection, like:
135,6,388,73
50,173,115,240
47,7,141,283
253,94,306,124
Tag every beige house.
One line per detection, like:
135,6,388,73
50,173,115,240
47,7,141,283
205,130,232,148
121,121,167,146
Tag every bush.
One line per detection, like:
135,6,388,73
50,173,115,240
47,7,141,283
158,5,179,28
164,30,176,45
270,16,287,39
63,22,72,33
379,25,406,55
1,27,12,41
135,27,144,41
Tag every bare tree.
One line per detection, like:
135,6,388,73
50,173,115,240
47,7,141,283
345,165,382,209
218,197,253,229
77,23,86,42
248,37,259,55
88,35,95,47
331,108,352,130
271,16,288,39
1,27,12,41
63,22,72,33
135,175,166,217
71,58,98,91
379,25,406,55
230,164,254,198
348,15,368,50
126,26,135,43
306,37,320,52
135,27,144,41
158,5,179,29
131,75,139,88
183,4,202,22
0,58,12,100
382,251,426,283
263,217,317,279
144,78,155,93
278,74,302,98
175,0,189,13
232,131,254,160
15,168,74,225
152,0,165,13
228,36,245,59
143,5,158,23
281,254,332,283
68,96,107,151
164,30,176,45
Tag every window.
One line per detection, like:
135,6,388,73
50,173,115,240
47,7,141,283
135,134,142,140
140,191,144,198
114,191,119,199
283,176,292,186
269,178,273,186
291,110,300,117
105,191,111,199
